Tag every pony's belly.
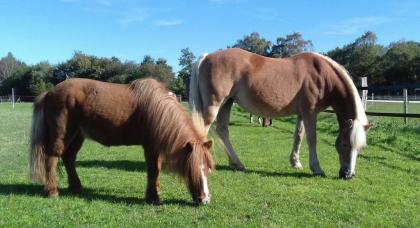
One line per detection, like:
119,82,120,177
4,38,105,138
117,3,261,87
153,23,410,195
81,125,142,146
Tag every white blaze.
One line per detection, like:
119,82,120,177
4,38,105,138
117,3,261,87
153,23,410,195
200,164,210,204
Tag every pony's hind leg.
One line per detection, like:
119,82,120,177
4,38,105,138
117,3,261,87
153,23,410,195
290,115,304,169
302,113,325,177
45,155,60,197
144,148,161,204
62,132,85,194
216,99,246,171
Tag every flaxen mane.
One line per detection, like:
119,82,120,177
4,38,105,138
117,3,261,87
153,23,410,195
129,79,214,179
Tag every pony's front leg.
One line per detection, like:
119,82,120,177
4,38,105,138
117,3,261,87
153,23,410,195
303,113,326,177
290,115,304,169
144,149,161,204
216,100,246,171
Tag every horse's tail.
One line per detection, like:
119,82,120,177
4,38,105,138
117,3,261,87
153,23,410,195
29,92,48,184
312,52,369,149
189,53,208,139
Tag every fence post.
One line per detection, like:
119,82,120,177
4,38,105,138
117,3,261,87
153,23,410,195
12,88,15,109
371,92,374,105
359,77,368,110
403,89,408,124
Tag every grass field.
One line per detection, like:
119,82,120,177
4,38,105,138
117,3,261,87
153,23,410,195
0,103,419,227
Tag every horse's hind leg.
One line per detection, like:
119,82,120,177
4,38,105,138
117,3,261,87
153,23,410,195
144,148,161,204
290,115,304,169
216,99,246,171
302,113,325,177
62,132,85,194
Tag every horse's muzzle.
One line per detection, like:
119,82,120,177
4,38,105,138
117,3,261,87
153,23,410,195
339,168,355,180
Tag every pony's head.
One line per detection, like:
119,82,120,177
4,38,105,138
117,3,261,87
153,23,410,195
183,140,214,204
336,119,372,179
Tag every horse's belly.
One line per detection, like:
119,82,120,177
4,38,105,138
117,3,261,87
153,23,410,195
234,92,297,117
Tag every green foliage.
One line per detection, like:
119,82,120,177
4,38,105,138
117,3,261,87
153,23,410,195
0,52,175,97
327,31,420,85
175,48,196,97
0,104,419,226
232,32,272,56
270,32,313,58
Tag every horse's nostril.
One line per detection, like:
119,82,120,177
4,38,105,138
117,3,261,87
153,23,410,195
339,168,353,180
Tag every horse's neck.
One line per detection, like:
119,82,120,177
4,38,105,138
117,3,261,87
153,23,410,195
330,90,357,128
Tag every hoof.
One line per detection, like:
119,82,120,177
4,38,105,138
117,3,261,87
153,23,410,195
145,197,161,205
48,191,59,198
229,163,246,172
68,186,84,195
291,162,303,170
313,172,326,178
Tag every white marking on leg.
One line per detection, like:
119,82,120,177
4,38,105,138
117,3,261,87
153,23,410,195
200,164,210,204
350,149,358,176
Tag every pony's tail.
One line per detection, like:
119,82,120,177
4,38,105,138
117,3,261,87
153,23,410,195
189,53,208,139
29,92,48,185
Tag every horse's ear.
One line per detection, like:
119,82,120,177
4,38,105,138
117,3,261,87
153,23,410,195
364,123,373,132
203,140,213,150
345,119,354,128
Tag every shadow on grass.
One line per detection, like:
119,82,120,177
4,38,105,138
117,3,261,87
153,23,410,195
0,183,196,207
215,165,313,178
77,160,146,172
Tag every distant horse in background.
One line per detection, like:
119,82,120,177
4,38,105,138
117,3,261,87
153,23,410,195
30,78,214,204
189,48,372,179
249,114,272,127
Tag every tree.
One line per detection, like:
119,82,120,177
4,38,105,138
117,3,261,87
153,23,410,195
0,52,24,85
380,41,420,84
270,32,313,58
176,48,196,97
138,56,175,85
327,31,385,83
232,32,271,56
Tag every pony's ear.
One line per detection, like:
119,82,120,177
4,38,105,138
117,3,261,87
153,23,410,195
203,140,213,150
185,142,194,153
345,119,354,128
364,123,373,132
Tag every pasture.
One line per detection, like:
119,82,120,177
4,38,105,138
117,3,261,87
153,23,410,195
0,103,419,227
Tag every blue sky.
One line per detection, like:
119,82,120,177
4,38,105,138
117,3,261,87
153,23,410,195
0,0,419,72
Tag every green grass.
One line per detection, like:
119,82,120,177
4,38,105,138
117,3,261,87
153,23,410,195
0,103,419,227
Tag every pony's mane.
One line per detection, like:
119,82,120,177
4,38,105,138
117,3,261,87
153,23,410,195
310,52,368,149
129,78,213,178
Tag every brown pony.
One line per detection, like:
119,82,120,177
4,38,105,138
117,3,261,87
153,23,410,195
29,78,214,204
189,48,372,179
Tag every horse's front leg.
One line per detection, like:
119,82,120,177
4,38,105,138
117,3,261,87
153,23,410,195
216,99,246,171
302,113,325,177
290,115,304,169
144,149,161,204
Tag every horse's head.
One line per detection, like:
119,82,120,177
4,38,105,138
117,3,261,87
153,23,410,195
184,140,214,204
336,119,372,179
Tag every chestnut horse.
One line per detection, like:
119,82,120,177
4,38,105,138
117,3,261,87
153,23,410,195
29,78,214,204
189,48,372,179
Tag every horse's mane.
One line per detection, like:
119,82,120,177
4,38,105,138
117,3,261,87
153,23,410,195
310,52,368,149
129,78,214,178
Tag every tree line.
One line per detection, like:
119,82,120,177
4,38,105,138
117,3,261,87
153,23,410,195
1,31,419,98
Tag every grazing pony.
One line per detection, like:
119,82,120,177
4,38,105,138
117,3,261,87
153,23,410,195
189,48,372,179
29,78,214,204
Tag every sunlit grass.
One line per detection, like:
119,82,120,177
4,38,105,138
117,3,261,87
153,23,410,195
0,103,419,226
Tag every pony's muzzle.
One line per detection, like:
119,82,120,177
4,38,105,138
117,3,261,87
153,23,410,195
339,167,355,180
